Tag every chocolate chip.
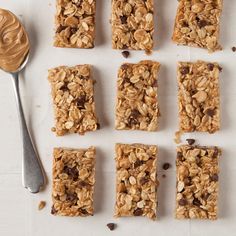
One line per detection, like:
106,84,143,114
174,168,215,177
232,46,236,52
162,163,170,170
96,123,100,130
76,95,86,109
207,63,214,71
121,64,129,70
80,208,89,215
205,108,215,117
182,21,188,27
133,208,143,216
122,51,130,58
79,75,89,80
195,156,201,165
184,177,192,186
180,66,189,75
51,205,57,215
60,82,68,91
186,138,195,145
140,177,149,185
212,148,219,158
193,198,201,207
107,223,116,231
120,15,127,24
178,198,187,206
128,117,138,127
197,19,208,28
152,80,158,87
202,193,210,201
211,174,219,182
70,27,77,34
78,180,88,188
56,25,66,33
130,109,140,118
66,192,77,201
134,160,143,168
63,166,78,180
218,66,223,72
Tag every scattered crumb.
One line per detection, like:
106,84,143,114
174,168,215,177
38,201,46,210
145,50,152,55
174,131,182,144
186,138,195,145
218,66,223,72
232,46,236,52
162,163,171,170
121,51,130,58
162,174,166,178
51,127,56,132
107,223,116,231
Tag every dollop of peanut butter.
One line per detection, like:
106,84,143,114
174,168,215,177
0,9,29,72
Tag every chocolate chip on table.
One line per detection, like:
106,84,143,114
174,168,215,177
180,66,189,75
186,138,195,145
120,15,127,24
218,66,223,72
162,163,171,170
193,198,201,207
133,208,143,216
121,50,130,58
207,63,214,71
210,174,219,182
232,46,236,52
162,174,166,178
107,223,116,231
178,198,187,206
205,108,215,117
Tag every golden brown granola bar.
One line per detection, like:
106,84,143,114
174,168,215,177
114,143,158,220
176,145,221,220
54,0,96,48
115,60,160,131
48,65,99,136
177,61,220,133
51,147,95,216
111,0,154,50
172,0,223,52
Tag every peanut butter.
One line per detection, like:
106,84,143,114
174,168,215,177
0,8,29,72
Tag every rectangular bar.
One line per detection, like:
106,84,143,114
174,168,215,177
114,143,158,220
51,147,95,216
177,61,220,133
111,0,154,50
54,0,96,48
176,145,221,220
115,60,160,131
48,65,99,136
172,0,223,52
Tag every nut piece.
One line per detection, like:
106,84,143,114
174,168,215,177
114,143,158,220
115,60,161,131
177,61,220,134
48,65,99,136
51,147,95,216
111,0,154,50
175,145,221,220
38,201,46,210
54,0,96,48
172,0,223,52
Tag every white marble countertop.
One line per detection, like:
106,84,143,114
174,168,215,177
0,0,236,235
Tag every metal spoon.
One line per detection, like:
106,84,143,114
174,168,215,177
2,54,45,193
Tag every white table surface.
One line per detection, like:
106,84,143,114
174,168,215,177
0,0,236,235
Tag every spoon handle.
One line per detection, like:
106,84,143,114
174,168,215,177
11,73,45,193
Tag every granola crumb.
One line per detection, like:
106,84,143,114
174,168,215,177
38,201,46,210
51,127,56,132
145,50,152,56
174,131,182,144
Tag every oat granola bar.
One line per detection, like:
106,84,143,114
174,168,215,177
177,61,220,133
111,0,154,50
51,147,95,216
114,143,158,220
115,60,160,131
172,0,223,52
48,65,99,136
176,145,221,220
54,0,96,48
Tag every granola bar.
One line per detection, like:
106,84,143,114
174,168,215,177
114,143,158,220
51,147,95,216
111,0,154,50
172,0,223,52
176,145,221,220
48,65,99,136
177,61,220,133
54,0,96,48
115,60,160,131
